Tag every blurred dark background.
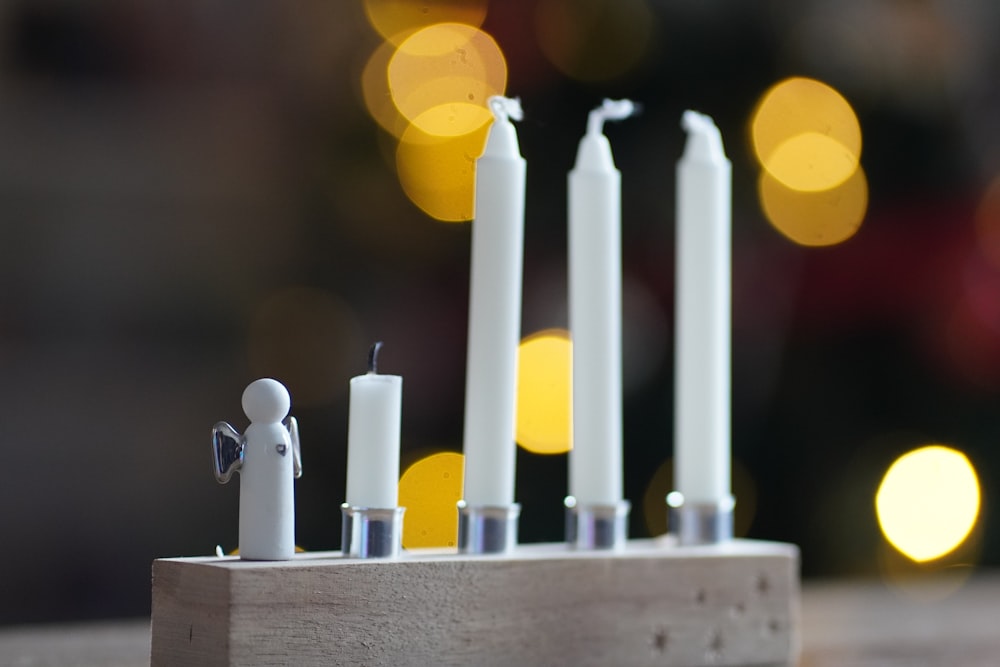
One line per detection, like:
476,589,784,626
1,0,999,624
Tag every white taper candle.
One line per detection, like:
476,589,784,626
568,99,636,506
462,96,526,507
674,110,732,505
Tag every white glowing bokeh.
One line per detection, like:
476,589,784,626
876,445,980,563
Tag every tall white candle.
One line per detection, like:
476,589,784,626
674,110,732,505
346,342,403,509
568,99,636,506
462,96,526,507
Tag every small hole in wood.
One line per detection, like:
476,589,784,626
650,627,669,654
754,573,771,597
694,588,707,604
730,602,745,618
705,629,724,660
762,617,781,636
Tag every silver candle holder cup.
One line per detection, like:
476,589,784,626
457,501,520,555
564,497,630,550
341,504,405,559
666,491,735,546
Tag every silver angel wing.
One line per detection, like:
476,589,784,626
283,415,303,479
212,421,245,484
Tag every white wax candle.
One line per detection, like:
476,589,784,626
346,343,403,508
674,110,732,504
462,96,526,507
568,99,636,506
239,378,296,561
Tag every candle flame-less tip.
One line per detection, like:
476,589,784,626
368,341,384,374
680,110,726,160
488,95,523,123
587,98,639,136
681,110,715,133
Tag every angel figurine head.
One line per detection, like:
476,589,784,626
212,378,302,560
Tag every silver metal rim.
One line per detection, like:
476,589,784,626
457,502,520,555
564,497,630,550
341,504,405,559
666,492,735,545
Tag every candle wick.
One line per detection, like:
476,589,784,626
587,98,639,136
488,95,523,124
367,341,384,374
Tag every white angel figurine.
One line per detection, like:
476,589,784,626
212,378,302,560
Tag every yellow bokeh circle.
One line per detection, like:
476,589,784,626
758,164,868,247
875,445,980,563
398,452,465,549
388,23,506,136
751,77,862,192
364,0,488,45
361,39,410,138
516,329,572,455
396,118,489,222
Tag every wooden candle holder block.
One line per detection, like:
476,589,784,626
151,538,799,666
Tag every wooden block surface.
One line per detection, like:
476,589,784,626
151,538,799,667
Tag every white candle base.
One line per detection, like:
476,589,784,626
457,502,520,554
667,492,735,546
564,497,630,550
341,505,405,559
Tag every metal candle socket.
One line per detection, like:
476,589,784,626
457,502,520,554
564,497,630,550
667,492,735,545
341,505,405,558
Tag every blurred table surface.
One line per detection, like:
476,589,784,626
1,572,998,666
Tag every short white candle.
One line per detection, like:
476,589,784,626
568,99,636,506
462,96,526,508
346,342,403,509
674,110,732,505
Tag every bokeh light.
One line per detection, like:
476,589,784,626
759,164,868,246
361,39,410,138
396,119,489,222
247,287,365,407
763,132,860,193
876,445,981,563
368,19,508,222
751,76,862,192
534,0,655,83
398,452,464,549
388,23,506,136
406,99,494,138
364,0,488,45
516,329,572,455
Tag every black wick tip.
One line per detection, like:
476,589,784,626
367,341,384,374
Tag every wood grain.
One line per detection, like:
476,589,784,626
151,538,799,666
